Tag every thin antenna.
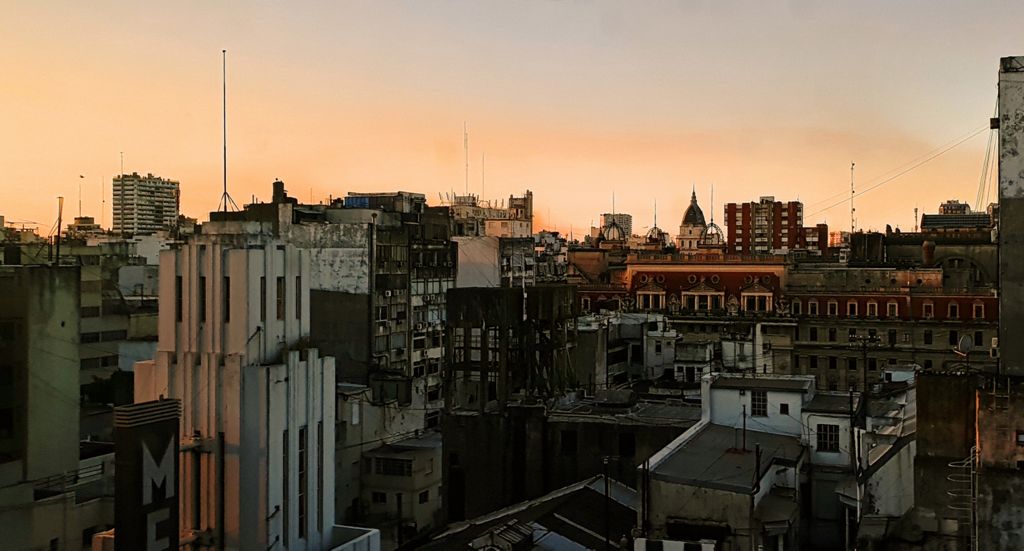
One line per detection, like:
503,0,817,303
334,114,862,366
710,183,715,224
55,196,64,265
101,176,105,229
78,174,83,217
120,151,123,176
653,199,657,229
612,191,616,215
481,152,485,202
850,162,856,235
218,50,238,212
463,122,469,195
914,206,919,233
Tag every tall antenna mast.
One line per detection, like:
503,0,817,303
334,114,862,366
653,199,657,229
78,175,83,217
850,162,856,235
914,206,919,232
710,183,715,224
219,50,238,212
481,152,485,203
463,122,469,196
101,176,105,229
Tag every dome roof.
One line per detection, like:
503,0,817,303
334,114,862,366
681,190,706,227
602,220,625,241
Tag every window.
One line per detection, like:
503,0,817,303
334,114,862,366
868,358,878,371
847,357,857,370
295,276,302,319
276,277,286,320
847,301,858,317
848,328,857,340
298,426,307,539
827,301,838,316
887,302,899,318
260,276,267,322
425,458,434,475
829,357,838,370
975,331,984,348
924,359,933,369
198,276,207,322
655,342,663,355
809,327,818,342
888,329,897,345
817,424,840,452
828,328,837,342
561,430,578,456
948,302,959,320
792,300,802,315
974,303,985,320
924,330,933,345
809,355,818,370
751,390,768,417
372,492,387,504
808,300,819,316
618,433,636,457
175,276,183,322
1017,430,1024,447
375,458,413,476
780,403,789,415
419,490,429,504
949,330,959,347
283,429,289,541
923,302,934,319
223,276,231,323
866,302,878,318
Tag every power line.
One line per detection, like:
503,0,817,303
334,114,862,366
807,126,988,220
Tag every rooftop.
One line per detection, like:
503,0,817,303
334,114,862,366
710,375,814,393
804,392,861,415
422,475,637,551
651,423,804,493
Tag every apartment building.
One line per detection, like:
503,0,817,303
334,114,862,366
112,172,180,235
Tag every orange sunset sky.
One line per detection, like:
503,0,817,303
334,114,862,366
2,1,1020,236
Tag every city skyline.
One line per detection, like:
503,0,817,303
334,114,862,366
2,1,1016,235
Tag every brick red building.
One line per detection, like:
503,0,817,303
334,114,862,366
724,196,827,255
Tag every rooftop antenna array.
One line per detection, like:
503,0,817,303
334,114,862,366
218,50,238,212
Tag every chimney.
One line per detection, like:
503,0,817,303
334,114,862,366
272,180,287,203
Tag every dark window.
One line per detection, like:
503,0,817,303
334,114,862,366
817,424,840,452
298,426,307,538
81,306,101,318
276,277,286,320
175,276,183,322
780,403,789,415
828,328,836,342
948,303,959,320
295,276,302,319
809,355,818,370
260,276,267,322
283,429,289,541
372,492,387,504
561,430,578,456
198,276,206,323
849,328,857,340
847,357,857,370
949,330,959,347
1017,430,1024,447
868,358,878,371
618,433,636,457
419,490,429,504
751,390,768,417
374,458,412,476
809,327,818,341
808,301,819,316
223,276,230,323
924,359,933,369
924,330,933,345
829,357,838,370
974,303,985,320
317,422,323,530
427,386,440,402
888,329,897,345
975,331,984,348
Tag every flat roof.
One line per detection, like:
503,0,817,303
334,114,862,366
804,392,860,415
651,423,804,493
711,376,813,393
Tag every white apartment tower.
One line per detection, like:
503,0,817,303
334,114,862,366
134,221,337,549
112,172,180,234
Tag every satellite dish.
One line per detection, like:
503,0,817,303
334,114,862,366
957,334,973,354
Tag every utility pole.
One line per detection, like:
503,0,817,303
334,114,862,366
850,333,880,398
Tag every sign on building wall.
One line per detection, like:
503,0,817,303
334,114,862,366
114,399,181,551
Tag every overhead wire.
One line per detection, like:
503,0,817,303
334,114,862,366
806,125,989,220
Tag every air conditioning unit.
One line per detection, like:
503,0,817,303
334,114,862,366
991,347,1000,359
384,290,392,298
415,322,425,331
992,337,1000,348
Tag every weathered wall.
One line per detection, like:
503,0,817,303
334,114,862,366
999,56,1024,376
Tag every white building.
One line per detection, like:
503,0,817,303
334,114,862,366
134,224,337,550
112,172,180,235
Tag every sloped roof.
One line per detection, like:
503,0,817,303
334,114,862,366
682,191,707,227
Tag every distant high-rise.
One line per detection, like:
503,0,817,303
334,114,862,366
111,172,179,235
600,213,633,238
724,196,827,255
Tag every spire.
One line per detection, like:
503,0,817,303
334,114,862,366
710,183,715,224
654,199,658,229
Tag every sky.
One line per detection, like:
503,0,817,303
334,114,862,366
1,1,1018,237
